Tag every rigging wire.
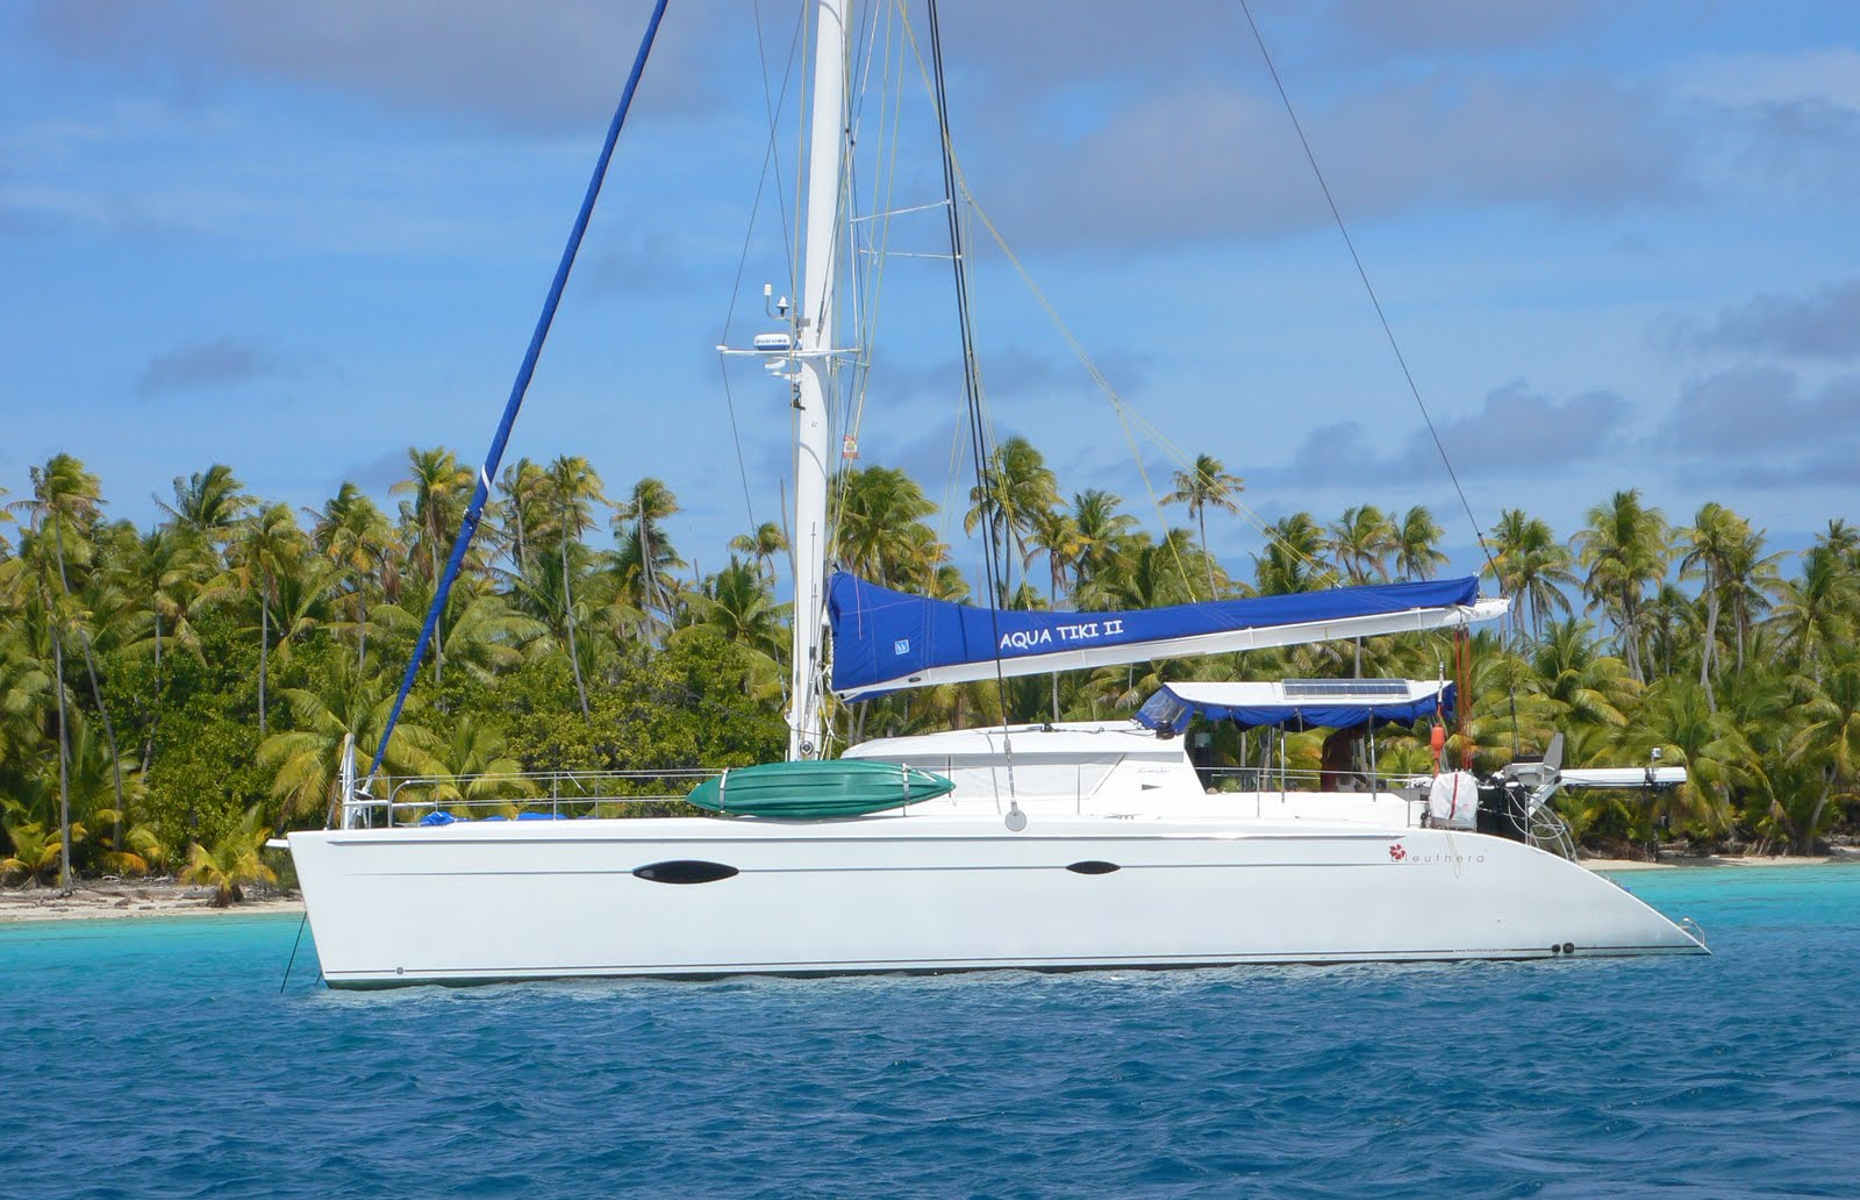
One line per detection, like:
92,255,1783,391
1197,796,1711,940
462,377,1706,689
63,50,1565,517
1235,0,1498,582
829,0,909,562
752,0,802,305
1236,1,1516,753
927,0,1018,798
956,188,1332,581
889,7,1224,606
719,1,807,536
364,0,669,787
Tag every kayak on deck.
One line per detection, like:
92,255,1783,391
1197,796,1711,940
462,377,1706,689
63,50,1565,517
685,759,955,819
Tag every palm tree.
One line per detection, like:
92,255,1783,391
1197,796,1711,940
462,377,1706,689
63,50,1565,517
542,455,606,719
1078,531,1205,611
1525,618,1640,735
1769,544,1856,679
1625,677,1736,834
1484,509,1577,641
730,521,789,586
310,484,395,668
114,525,209,679
258,658,433,823
1573,490,1669,680
1,820,66,886
407,723,538,819
1026,507,1082,604
1678,502,1744,710
1818,518,1860,564
1164,454,1244,600
614,478,681,632
179,807,277,906
222,503,305,736
1253,513,1335,595
496,457,550,583
438,594,548,684
1394,506,1448,581
964,436,1058,597
13,454,118,888
1783,657,1860,853
835,466,938,589
690,556,788,667
1069,490,1137,593
392,447,472,680
157,464,252,552
0,626,52,779
1327,505,1396,585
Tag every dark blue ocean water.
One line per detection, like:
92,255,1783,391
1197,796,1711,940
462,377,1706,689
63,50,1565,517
5,867,1858,1199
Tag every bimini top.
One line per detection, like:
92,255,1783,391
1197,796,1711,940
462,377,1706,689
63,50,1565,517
827,571,1504,699
1135,678,1455,733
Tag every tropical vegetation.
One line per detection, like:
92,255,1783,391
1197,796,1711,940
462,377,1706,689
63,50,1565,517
2,447,1856,897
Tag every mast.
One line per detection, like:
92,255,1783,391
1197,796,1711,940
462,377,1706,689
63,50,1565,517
788,0,846,760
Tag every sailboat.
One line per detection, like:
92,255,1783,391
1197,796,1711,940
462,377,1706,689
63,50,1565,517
286,0,1706,986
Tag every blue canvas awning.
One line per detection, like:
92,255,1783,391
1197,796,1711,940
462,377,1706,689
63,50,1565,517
827,571,1505,699
1135,679,1455,733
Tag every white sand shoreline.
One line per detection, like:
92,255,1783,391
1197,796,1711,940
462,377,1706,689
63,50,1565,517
1583,848,1860,871
5,848,1856,924
0,881,303,924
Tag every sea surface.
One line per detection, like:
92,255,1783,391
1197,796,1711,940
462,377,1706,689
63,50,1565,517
4,867,1858,1199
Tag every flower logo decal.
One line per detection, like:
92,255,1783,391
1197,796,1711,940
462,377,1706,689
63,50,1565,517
1388,843,1407,862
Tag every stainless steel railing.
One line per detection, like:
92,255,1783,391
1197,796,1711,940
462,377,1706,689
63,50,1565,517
340,768,724,828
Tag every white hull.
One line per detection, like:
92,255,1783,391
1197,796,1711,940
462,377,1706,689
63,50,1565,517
289,812,1704,987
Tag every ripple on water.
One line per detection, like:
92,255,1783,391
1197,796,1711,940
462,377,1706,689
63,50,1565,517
3,868,1859,1198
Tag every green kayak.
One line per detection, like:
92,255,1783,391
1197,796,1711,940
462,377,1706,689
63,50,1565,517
686,759,955,819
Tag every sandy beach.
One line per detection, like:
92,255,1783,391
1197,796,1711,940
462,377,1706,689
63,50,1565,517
4,847,1855,923
0,881,303,924
1581,847,1860,871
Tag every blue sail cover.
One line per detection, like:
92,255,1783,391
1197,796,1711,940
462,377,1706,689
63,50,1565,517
828,571,1495,698
1135,680,1455,733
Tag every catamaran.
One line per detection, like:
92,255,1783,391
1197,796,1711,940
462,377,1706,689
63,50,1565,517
286,0,1706,986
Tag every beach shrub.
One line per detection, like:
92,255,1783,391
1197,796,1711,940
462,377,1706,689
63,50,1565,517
179,807,276,906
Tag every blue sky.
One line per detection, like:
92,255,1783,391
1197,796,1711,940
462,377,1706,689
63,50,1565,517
4,0,1857,587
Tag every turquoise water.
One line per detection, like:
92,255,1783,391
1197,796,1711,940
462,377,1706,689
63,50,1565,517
5,868,1858,1198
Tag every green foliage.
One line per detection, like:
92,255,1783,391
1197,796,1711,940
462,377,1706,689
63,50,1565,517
4,445,1860,882
1,819,65,886
179,806,277,906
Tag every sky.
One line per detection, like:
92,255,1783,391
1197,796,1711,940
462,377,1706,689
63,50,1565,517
4,0,1857,589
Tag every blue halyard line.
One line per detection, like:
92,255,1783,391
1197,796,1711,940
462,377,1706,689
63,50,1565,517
365,0,671,786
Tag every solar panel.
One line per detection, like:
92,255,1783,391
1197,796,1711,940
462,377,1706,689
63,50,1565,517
1280,678,1413,700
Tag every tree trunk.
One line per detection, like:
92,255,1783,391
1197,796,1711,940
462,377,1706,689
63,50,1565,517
258,588,269,737
428,530,444,684
640,514,658,635
53,516,126,840
514,500,529,582
1699,576,1719,713
1199,507,1214,601
1798,772,1834,856
143,609,161,773
562,530,590,720
76,638,124,844
53,626,71,893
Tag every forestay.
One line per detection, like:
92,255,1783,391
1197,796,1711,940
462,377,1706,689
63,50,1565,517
828,572,1506,698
